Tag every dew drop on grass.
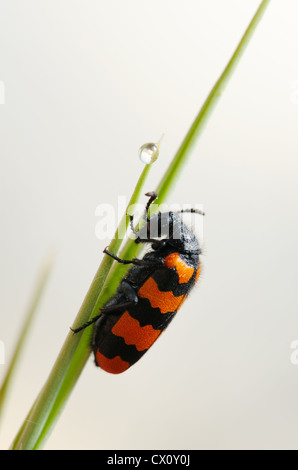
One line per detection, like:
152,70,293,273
139,142,159,164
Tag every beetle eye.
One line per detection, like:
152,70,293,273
152,242,160,250
151,239,168,250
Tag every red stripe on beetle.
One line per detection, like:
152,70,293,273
112,311,161,351
163,252,194,284
95,350,130,374
137,277,186,314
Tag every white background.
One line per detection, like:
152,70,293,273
1,0,298,450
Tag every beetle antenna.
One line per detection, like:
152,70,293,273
179,208,205,216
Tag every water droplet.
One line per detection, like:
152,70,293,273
139,142,159,164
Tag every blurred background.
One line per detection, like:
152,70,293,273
1,0,298,450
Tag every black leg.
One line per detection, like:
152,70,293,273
103,247,162,267
71,276,145,335
103,247,134,265
70,314,102,334
71,299,136,334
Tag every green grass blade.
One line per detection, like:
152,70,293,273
10,162,155,450
0,254,55,418
10,0,271,450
